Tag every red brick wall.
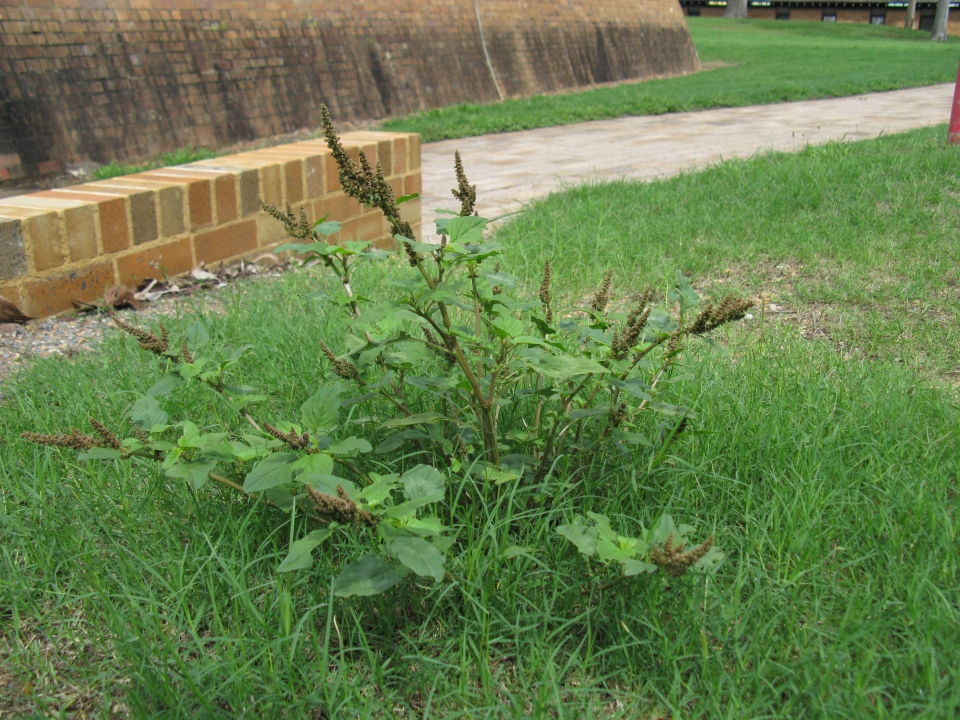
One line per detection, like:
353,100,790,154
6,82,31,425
0,0,698,179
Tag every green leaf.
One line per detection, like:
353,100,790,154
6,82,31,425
131,396,168,431
569,404,611,420
185,321,210,350
315,220,341,237
399,464,445,503
277,528,335,572
396,192,419,205
290,453,334,476
301,385,341,435
649,402,696,419
327,436,372,456
693,546,725,573
146,374,183,397
622,559,657,576
402,516,445,537
586,512,618,543
669,271,700,313
556,523,597,557
491,316,524,338
529,355,609,381
243,453,297,492
77,447,122,461
596,536,639,563
332,555,407,597
445,216,487,244
165,458,217,489
358,473,398,507
390,536,445,582
375,429,429,454
381,412,447,429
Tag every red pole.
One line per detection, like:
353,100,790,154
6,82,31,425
949,59,960,145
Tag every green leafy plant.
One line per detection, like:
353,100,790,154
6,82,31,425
24,107,748,597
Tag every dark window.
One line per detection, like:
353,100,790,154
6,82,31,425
687,7,702,16
919,14,935,31
776,10,791,20
822,12,837,21
870,13,886,24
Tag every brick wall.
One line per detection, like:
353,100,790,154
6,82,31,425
0,131,421,319
0,0,698,180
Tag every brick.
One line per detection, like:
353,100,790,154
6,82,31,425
99,197,130,254
340,213,385,243
194,219,257,264
284,160,303,204
260,164,281,206
257,212,288,246
305,154,325,198
215,174,238,223
0,284,23,312
159,186,185,237
316,193,364,225
23,261,115,317
239,170,259,215
24,212,64,272
408,135,421,171
64,205,98,261
403,173,422,196
0,218,27,281
117,237,193,287
189,179,212,229
392,137,408,174
129,191,158,245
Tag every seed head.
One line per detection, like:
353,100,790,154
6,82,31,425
320,341,363,383
688,295,753,335
306,483,378,528
539,259,553,323
180,340,194,364
650,533,715,578
89,417,122,450
263,421,310,450
112,316,170,356
590,271,614,314
451,151,477,217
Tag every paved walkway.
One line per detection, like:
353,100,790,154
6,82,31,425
420,83,956,230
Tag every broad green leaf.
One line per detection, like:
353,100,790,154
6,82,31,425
185,321,210,350
332,554,406,597
358,473,399,507
327,437,373,456
402,516,445,537
693,546,725,573
649,402,696,419
290,453,334,476
400,465,445,503
301,385,341,435
622,559,657,576
390,536,446,582
165,458,217,489
432,535,456,553
445,216,487,244
375,429,428,454
651,514,681,546
529,355,609,381
596,536,639,563
277,528,335,572
131,396,168,431
586,512,618,543
556,523,597,557
315,220,341,237
669,271,699,313
146,374,183,397
395,192,419,205
264,485,298,510
77,448,122,461
491,316,524,338
569,404,611,420
243,453,297,492
381,412,447,429
177,420,200,447
610,378,653,402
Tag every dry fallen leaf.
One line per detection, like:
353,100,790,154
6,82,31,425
103,285,143,310
0,294,32,324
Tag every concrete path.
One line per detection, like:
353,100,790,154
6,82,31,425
419,83,956,231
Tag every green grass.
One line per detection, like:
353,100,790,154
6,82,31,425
93,146,219,181
2,128,959,717
381,19,960,142
498,124,960,377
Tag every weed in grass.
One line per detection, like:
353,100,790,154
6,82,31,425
381,19,960,142
92,146,218,180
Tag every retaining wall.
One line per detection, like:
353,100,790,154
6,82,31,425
0,0,698,181
0,131,421,319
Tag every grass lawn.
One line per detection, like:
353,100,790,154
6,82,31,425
381,19,960,142
1,127,959,717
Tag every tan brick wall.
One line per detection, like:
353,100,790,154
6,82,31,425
0,0,698,180
0,131,421,319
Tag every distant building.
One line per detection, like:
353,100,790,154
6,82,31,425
680,1,959,34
